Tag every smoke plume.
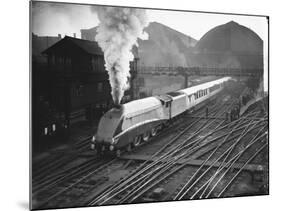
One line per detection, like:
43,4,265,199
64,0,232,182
95,7,149,104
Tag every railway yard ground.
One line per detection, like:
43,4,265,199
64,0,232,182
31,81,269,210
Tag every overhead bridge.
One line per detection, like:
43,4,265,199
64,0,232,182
138,66,263,78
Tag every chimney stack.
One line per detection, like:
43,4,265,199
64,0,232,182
73,33,76,38
58,34,61,39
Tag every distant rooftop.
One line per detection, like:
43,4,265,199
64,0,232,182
43,36,103,56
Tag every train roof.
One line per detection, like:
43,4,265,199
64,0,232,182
166,91,184,97
179,77,231,95
122,97,161,118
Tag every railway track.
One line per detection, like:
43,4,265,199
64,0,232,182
174,116,267,200
32,89,268,209
33,158,117,209
32,135,92,178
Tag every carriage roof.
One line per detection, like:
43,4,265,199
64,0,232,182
179,77,231,95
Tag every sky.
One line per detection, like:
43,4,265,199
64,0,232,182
31,1,268,90
31,2,268,40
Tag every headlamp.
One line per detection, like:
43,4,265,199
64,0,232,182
91,136,96,143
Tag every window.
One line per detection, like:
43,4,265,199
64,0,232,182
97,82,103,92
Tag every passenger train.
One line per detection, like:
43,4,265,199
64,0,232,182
91,77,231,156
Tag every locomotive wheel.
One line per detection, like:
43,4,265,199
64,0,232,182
151,127,157,137
143,132,150,142
133,136,141,147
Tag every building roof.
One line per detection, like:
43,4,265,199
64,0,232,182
196,21,263,54
32,33,61,56
43,36,104,56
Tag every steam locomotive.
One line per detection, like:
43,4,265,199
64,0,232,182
91,77,231,156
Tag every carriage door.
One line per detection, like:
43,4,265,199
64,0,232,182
158,95,172,120
165,100,172,119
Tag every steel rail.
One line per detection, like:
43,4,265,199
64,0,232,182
124,121,266,203
203,135,268,198
174,119,266,200
189,131,267,200
109,110,261,203
216,143,268,197
90,109,224,205
198,119,260,197
173,114,257,200
33,157,103,195
36,158,117,209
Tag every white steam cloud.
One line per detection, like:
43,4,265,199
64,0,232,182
95,7,149,104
